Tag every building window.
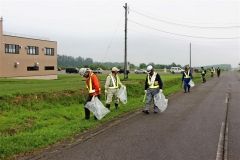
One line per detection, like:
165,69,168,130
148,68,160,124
27,46,39,55
27,66,39,71
45,66,55,70
5,44,20,54
45,48,54,56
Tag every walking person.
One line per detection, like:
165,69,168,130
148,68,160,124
200,67,207,83
216,67,221,78
182,66,193,93
143,65,163,114
210,67,215,77
79,68,101,120
105,67,123,110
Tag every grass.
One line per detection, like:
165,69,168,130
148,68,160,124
0,74,84,97
0,72,210,159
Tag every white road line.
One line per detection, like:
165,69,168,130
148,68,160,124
216,122,225,160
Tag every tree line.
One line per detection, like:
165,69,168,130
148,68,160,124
57,55,183,70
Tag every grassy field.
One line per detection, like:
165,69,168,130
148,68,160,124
0,72,208,159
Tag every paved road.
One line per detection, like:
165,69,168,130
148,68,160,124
28,72,240,160
228,72,240,160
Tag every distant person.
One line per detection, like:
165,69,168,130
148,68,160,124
182,66,193,93
79,68,101,120
105,67,123,110
143,65,163,114
200,67,207,83
210,67,215,77
216,67,221,78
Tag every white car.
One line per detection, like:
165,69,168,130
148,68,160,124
134,69,147,74
92,68,103,74
170,67,184,74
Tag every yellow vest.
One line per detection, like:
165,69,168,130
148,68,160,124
108,74,120,89
86,73,95,93
184,71,190,78
148,72,159,89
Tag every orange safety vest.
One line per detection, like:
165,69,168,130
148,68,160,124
86,72,101,95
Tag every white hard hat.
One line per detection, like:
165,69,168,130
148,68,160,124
146,65,153,73
79,68,89,76
112,67,119,72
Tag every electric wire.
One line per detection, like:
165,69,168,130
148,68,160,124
101,18,122,62
129,19,240,39
130,8,240,29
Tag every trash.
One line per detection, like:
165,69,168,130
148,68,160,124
117,86,127,104
154,92,168,112
189,80,195,87
85,97,110,120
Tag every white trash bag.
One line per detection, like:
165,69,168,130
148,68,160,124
189,80,195,87
154,92,168,112
117,86,127,104
85,96,110,120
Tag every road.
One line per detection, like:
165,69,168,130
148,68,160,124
26,71,240,160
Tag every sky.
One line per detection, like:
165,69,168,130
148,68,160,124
0,0,240,67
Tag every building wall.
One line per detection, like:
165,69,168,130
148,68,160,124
0,18,3,76
0,35,57,77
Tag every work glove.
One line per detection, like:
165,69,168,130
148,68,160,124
105,90,108,94
160,89,163,93
144,90,147,94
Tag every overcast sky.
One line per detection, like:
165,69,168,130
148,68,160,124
0,0,240,67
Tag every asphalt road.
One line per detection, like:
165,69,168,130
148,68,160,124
27,71,240,160
228,72,240,160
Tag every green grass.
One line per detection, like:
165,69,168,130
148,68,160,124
0,75,84,97
0,72,210,159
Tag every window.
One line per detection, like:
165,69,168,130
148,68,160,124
45,66,55,70
45,48,54,56
27,66,39,71
27,46,39,55
5,44,20,54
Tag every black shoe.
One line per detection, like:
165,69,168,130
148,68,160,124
115,103,119,110
106,104,110,109
142,110,149,114
85,117,90,120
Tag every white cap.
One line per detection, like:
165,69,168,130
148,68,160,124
146,65,153,73
112,67,119,72
79,68,89,76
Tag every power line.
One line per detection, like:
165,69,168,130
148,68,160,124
101,18,122,62
130,8,240,29
129,19,240,39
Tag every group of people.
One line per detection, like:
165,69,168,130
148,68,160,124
79,67,124,120
79,65,166,119
78,65,222,119
200,66,221,83
182,66,222,94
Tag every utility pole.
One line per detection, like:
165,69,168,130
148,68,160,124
123,3,128,79
190,42,192,68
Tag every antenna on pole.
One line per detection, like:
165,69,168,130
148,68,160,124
123,3,128,79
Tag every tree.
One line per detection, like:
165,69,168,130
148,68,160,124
139,63,147,69
147,62,155,67
170,62,177,67
129,63,136,70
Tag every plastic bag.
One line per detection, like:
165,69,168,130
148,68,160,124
154,92,168,112
117,86,127,104
85,97,110,120
189,80,195,87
